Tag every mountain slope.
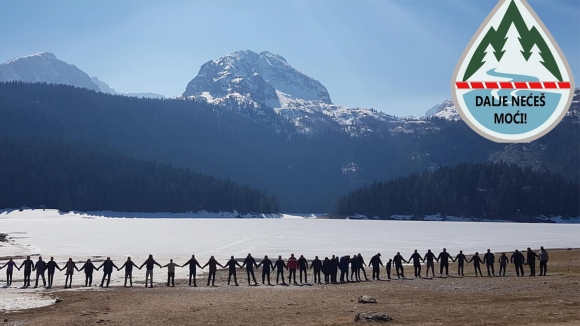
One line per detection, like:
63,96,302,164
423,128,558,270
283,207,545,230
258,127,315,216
0,52,100,91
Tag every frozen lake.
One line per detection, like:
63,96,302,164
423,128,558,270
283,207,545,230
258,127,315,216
2,209,579,260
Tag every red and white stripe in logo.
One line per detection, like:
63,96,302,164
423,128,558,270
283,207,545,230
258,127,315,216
455,81,571,89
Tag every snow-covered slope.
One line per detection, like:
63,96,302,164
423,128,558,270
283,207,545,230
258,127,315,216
568,87,579,119
182,50,402,135
424,99,461,121
0,52,100,92
424,104,440,117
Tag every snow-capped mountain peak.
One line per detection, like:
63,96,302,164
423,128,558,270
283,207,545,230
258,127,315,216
424,99,461,121
0,52,100,91
182,50,408,135
183,50,331,107
4,52,58,64
0,52,166,99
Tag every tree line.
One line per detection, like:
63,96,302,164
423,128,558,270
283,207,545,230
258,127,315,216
335,162,579,219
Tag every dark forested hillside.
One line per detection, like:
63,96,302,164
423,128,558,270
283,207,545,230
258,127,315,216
335,163,579,219
0,137,278,213
0,82,578,212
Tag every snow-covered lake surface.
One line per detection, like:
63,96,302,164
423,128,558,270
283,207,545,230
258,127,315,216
1,209,579,311
2,209,579,259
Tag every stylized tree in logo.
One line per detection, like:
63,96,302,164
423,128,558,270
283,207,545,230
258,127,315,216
463,0,562,82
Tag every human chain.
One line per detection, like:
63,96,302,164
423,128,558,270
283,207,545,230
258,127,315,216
0,247,550,289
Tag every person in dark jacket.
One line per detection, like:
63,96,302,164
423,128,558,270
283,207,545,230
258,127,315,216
339,256,350,283
273,255,287,285
46,257,61,289
120,257,140,287
357,254,369,281
225,256,242,286
63,258,78,288
287,254,299,284
140,254,162,288
437,248,452,277
499,253,509,276
468,252,484,276
19,256,34,288
298,255,308,284
310,256,322,284
163,259,179,287
241,253,259,286
386,259,392,279
350,255,359,282
1,257,20,286
453,251,467,276
369,253,383,280
202,256,223,286
79,258,99,286
526,247,539,276
510,249,525,277
257,255,274,285
331,255,339,283
483,249,496,277
423,250,436,277
182,254,202,287
98,257,119,287
34,256,47,288
322,257,331,283
393,252,407,278
539,247,549,276
408,250,424,278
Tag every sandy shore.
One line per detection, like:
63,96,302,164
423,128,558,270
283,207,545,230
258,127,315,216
1,249,578,325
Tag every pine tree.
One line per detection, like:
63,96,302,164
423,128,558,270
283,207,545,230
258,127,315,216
496,23,527,75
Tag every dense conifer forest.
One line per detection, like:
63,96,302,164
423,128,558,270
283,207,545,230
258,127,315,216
0,137,278,213
335,163,579,219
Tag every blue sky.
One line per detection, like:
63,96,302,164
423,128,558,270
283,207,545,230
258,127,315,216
1,0,578,116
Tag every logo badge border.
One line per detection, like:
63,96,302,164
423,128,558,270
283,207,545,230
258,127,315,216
450,0,575,143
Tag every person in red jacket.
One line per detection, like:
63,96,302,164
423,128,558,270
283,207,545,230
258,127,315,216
287,254,298,285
